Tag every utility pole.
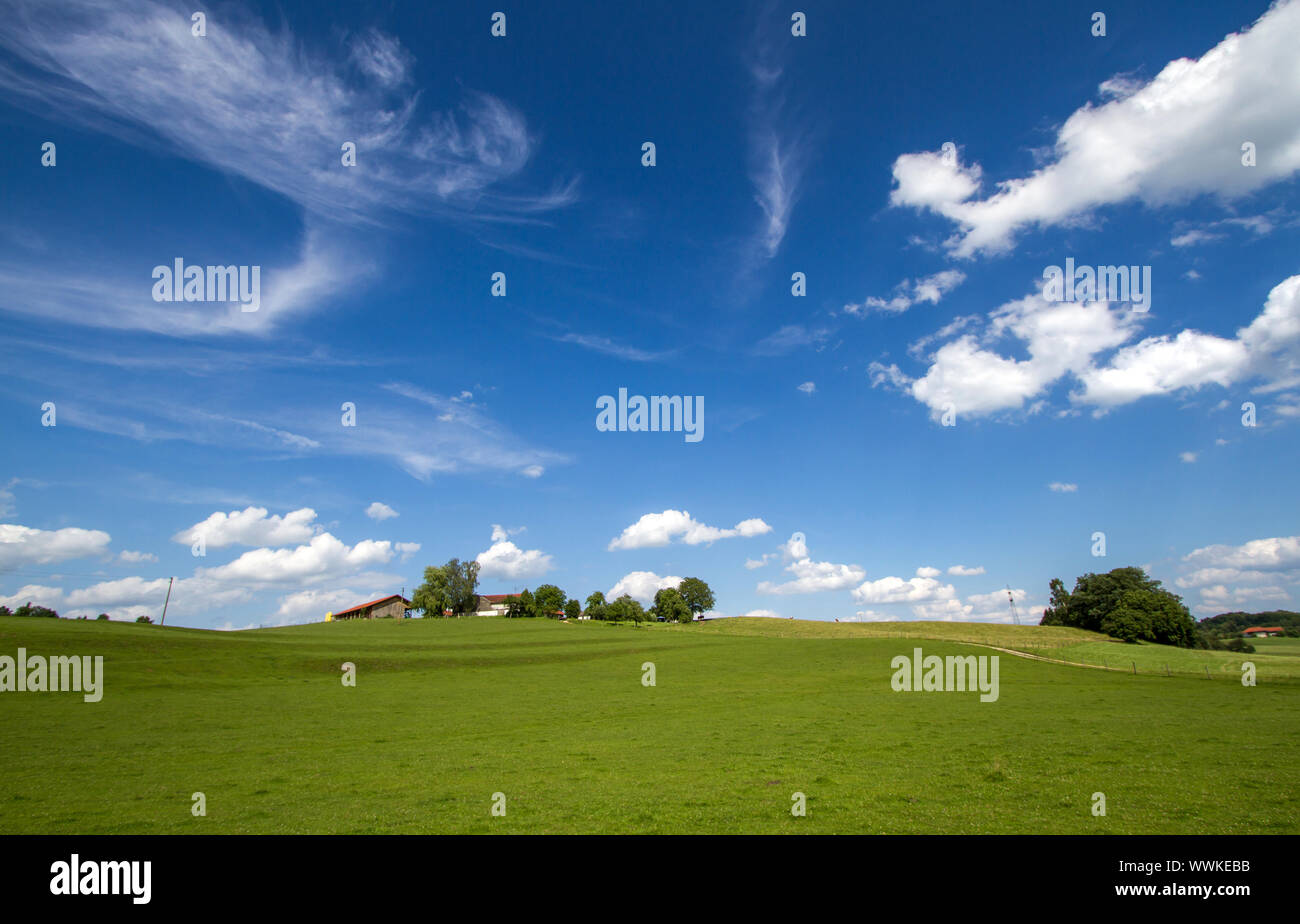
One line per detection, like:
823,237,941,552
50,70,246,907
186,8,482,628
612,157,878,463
160,576,174,626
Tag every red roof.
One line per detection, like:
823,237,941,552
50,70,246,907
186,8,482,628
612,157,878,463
1243,626,1285,634
332,594,410,618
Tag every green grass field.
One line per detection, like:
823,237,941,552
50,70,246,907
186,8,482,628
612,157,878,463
0,615,1295,834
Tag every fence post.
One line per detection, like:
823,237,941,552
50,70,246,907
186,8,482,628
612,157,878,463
1131,661,1137,675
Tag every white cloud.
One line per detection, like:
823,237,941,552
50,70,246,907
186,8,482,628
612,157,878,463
172,507,317,549
118,549,157,563
758,536,865,595
845,270,966,315
0,523,111,568
851,575,957,605
1183,535,1300,574
200,533,394,585
797,381,816,394
1048,482,1078,493
276,588,369,626
476,534,553,580
915,566,941,578
947,564,985,576
1180,451,1199,463
607,571,682,604
608,510,772,550
890,274,1300,420
365,502,399,521
888,1,1300,256
0,584,65,610
394,542,421,562
740,609,782,619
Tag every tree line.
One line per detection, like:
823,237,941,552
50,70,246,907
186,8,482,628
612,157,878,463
410,558,714,624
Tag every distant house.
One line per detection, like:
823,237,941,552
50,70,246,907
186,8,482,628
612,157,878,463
1242,626,1285,638
476,593,521,617
328,594,411,621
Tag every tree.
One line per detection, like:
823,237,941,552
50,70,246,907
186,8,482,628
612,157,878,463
413,559,481,618
506,589,535,618
412,564,451,618
96,613,109,621
607,594,645,624
585,591,608,621
135,615,154,624
564,598,581,620
1041,567,1196,646
14,603,57,618
651,587,692,623
677,577,714,618
443,558,481,617
533,584,566,618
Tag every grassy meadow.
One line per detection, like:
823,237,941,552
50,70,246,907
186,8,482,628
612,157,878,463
0,615,1295,834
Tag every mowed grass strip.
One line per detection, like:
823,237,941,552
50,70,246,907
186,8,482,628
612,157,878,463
0,616,1295,834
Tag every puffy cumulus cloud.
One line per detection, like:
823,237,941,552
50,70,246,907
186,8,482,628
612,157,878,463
0,523,111,568
1196,584,1291,612
851,575,957,605
607,571,682,604
740,609,782,619
888,1,1300,256
608,510,772,550
948,564,985,576
1183,535,1300,574
915,566,941,578
491,524,525,542
888,274,1300,420
199,533,394,584
0,584,65,610
365,502,399,521
757,535,865,594
274,588,369,626
66,576,171,608
394,542,421,562
476,531,553,580
907,588,1030,622
172,507,318,549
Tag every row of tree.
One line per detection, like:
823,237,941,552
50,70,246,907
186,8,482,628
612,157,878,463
0,605,153,623
409,557,717,625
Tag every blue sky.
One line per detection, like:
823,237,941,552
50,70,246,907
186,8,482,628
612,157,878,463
1,0,1297,628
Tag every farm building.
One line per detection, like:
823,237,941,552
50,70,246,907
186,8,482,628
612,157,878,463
328,594,411,621
1242,626,1285,638
476,593,521,617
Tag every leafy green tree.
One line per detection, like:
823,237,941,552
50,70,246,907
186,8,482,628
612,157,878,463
412,565,451,618
14,603,58,618
96,613,109,620
677,577,714,618
0,606,11,617
585,591,608,621
1042,567,1196,646
506,589,536,618
564,598,581,620
533,584,566,618
651,587,692,623
443,558,481,617
135,615,153,624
